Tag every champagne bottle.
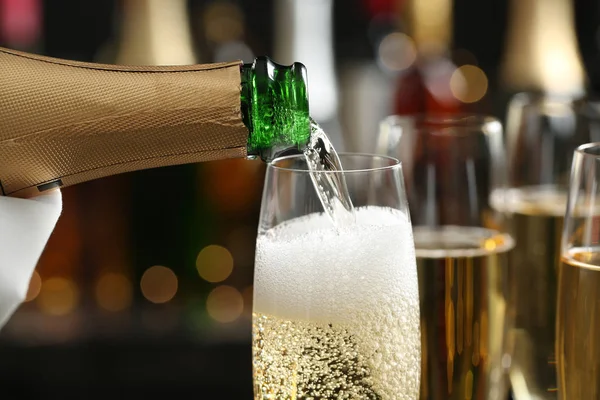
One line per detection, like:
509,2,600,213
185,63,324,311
393,0,463,115
499,0,584,96
0,47,309,197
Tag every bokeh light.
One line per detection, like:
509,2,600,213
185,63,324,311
206,285,244,323
37,277,79,316
140,266,178,304
24,271,41,302
95,272,133,312
483,238,498,252
449,65,488,103
196,245,234,283
377,32,417,72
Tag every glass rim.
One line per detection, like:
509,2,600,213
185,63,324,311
575,142,600,158
268,152,401,174
508,92,598,114
380,113,502,137
381,113,499,126
511,91,583,103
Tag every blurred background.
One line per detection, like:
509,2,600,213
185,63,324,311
0,0,596,397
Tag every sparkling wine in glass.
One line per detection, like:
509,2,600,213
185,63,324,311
252,153,421,399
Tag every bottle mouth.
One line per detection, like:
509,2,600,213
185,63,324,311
243,57,308,83
241,57,310,161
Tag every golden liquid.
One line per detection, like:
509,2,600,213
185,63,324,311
253,310,419,399
491,186,565,400
556,249,600,399
414,226,514,400
253,313,393,400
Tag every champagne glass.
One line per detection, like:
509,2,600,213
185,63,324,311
556,142,600,399
497,93,597,400
252,154,421,399
378,115,514,400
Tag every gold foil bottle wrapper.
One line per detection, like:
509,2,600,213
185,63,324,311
0,47,248,197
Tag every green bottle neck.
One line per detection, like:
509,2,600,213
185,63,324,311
241,57,311,162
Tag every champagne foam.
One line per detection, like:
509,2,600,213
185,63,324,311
491,186,568,216
255,206,418,319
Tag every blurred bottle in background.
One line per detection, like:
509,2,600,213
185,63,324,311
116,0,196,65
392,0,463,115
499,0,585,98
274,0,344,150
336,0,398,154
198,0,254,64
337,0,497,153
391,0,497,116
